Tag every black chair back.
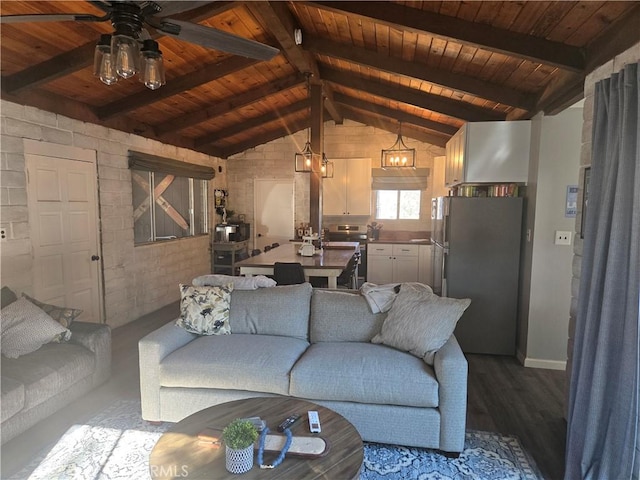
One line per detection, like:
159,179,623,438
251,249,262,256
274,262,306,285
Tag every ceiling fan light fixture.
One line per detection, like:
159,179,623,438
140,39,165,90
111,33,140,79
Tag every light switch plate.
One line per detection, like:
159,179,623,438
554,230,572,246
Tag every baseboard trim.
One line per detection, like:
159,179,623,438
523,358,567,371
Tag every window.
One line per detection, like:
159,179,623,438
376,190,421,220
129,151,212,245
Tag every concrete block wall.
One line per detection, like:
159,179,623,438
566,42,640,410
226,119,445,245
1,99,225,328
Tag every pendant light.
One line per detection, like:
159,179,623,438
321,154,334,178
381,123,416,169
295,73,316,173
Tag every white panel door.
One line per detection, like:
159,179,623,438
26,154,102,322
254,179,294,251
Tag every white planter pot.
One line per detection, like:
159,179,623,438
225,444,254,474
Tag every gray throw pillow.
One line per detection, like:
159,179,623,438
1,297,72,358
371,284,471,365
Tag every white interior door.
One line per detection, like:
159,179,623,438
26,149,102,323
254,179,294,251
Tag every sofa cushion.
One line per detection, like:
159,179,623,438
1,342,95,411
310,290,386,343
176,284,233,335
160,334,310,396
290,342,439,408
371,285,471,365
1,375,25,423
229,283,312,340
1,298,72,358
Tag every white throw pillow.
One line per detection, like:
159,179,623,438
371,284,470,365
1,298,72,358
176,283,234,335
192,274,276,290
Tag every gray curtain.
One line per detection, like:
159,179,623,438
565,62,639,479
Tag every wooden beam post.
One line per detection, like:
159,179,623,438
309,82,324,236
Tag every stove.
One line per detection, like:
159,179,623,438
325,225,368,280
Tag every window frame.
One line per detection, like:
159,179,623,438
375,189,422,220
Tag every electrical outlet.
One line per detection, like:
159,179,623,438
554,230,572,246
0,228,7,241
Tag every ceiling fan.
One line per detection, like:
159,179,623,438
0,1,280,89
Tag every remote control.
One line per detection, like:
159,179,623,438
308,410,321,433
277,413,301,432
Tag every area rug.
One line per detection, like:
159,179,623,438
8,400,543,480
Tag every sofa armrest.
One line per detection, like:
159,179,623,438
433,334,468,453
138,319,197,421
69,321,112,387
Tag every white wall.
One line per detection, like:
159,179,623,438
1,100,225,327
518,107,582,369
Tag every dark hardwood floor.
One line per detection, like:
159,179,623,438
1,302,566,479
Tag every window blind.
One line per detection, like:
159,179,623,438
128,151,215,180
371,168,429,190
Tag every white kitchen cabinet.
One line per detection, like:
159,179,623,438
445,121,531,187
367,243,420,284
324,158,371,215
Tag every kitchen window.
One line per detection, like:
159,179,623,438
129,151,213,245
375,190,421,220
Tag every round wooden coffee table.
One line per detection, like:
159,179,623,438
149,397,363,479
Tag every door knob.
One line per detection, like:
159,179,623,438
91,255,100,261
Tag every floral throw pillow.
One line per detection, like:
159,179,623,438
176,283,233,335
22,293,83,328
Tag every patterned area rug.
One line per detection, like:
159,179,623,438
9,400,543,480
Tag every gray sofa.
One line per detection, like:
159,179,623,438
1,321,111,444
139,283,468,453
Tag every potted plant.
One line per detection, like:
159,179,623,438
222,418,259,474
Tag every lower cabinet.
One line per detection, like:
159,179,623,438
367,244,420,284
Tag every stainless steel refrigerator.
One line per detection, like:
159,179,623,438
431,196,523,355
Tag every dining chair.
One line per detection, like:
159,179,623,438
271,242,280,249
264,245,272,253
273,262,306,285
251,249,262,257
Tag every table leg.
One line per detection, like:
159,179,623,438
328,276,337,289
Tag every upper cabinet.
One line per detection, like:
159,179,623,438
324,158,371,216
445,121,531,187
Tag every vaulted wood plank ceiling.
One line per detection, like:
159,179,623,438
1,1,639,158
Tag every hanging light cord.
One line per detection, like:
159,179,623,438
257,427,293,469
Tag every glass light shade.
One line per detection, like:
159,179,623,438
111,34,139,79
140,39,165,90
98,52,118,85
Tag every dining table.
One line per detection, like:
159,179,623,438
236,242,360,289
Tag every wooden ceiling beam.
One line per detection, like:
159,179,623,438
309,1,586,72
155,72,305,136
222,118,310,158
194,99,310,147
341,107,448,148
321,66,506,122
333,93,458,137
1,2,238,95
248,1,343,124
305,35,536,111
585,4,640,74
95,57,259,120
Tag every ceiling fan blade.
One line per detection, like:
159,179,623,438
152,2,214,18
0,13,107,24
160,19,279,61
